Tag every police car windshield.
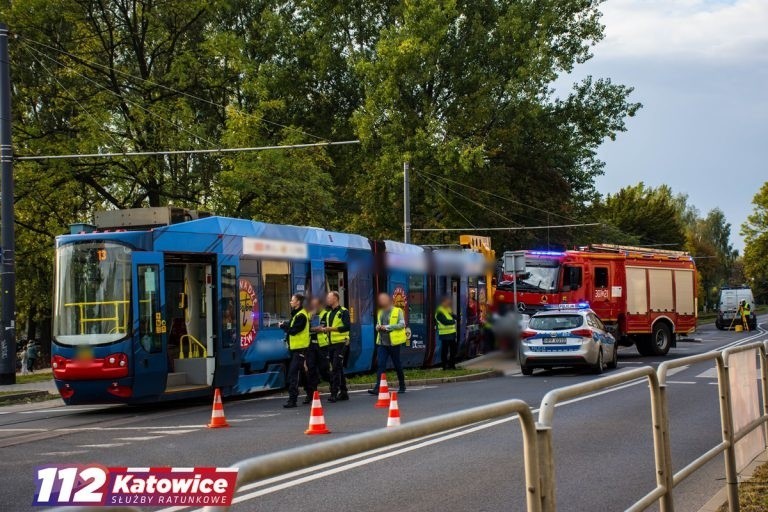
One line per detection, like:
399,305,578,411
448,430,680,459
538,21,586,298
529,314,584,331
517,261,559,293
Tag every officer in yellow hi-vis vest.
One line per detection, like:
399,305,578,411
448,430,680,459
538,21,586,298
279,294,309,408
306,297,331,402
435,297,458,370
368,292,407,395
322,291,351,402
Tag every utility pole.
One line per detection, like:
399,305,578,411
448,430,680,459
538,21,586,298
403,161,411,244
0,23,15,385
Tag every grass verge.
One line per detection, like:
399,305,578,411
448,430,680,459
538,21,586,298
718,460,768,512
698,305,767,326
15,372,53,384
346,367,491,386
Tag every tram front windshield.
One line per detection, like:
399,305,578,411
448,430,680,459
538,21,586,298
54,242,132,346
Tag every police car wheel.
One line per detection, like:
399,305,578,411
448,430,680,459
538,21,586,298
606,345,618,370
592,349,604,374
521,366,533,376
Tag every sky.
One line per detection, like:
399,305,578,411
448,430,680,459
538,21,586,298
572,0,768,251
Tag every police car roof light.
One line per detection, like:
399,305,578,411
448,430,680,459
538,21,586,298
543,302,590,310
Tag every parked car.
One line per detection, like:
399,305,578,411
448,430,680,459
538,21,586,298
519,304,618,376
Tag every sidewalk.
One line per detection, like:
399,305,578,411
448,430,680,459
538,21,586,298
458,350,521,376
3,368,56,393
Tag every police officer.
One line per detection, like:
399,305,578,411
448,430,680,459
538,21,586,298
435,296,458,370
369,292,407,395
279,294,310,408
306,297,331,402
324,291,350,402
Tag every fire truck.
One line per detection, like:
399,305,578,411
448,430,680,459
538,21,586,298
494,244,698,356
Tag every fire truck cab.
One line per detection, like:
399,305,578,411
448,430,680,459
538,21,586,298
495,245,697,356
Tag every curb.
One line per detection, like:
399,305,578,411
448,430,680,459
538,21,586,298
0,390,55,405
317,369,502,393
696,446,768,512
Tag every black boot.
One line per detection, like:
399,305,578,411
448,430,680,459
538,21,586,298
302,395,312,405
328,394,338,403
283,400,297,408
338,392,349,401
367,388,378,396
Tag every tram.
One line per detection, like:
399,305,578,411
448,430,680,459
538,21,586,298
51,208,494,404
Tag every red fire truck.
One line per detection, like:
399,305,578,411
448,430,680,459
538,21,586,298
495,244,698,356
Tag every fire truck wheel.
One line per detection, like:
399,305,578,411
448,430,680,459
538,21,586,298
650,322,672,356
592,349,604,374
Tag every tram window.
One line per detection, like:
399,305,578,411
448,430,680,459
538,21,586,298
408,275,425,324
468,277,480,326
595,267,609,289
262,260,291,327
221,266,238,348
138,265,162,353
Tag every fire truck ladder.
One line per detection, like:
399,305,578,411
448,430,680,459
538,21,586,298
589,244,691,259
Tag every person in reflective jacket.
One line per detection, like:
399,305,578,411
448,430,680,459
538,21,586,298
369,292,407,395
279,294,309,408
323,291,351,402
435,296,458,370
306,297,331,402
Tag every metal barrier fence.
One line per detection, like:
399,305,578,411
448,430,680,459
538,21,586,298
203,399,541,512
53,336,768,512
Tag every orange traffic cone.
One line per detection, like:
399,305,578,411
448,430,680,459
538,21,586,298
386,391,401,427
305,391,331,435
207,388,230,428
374,373,390,408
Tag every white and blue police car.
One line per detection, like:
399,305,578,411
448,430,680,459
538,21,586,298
519,303,618,376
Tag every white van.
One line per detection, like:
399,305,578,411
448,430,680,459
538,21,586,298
716,287,757,330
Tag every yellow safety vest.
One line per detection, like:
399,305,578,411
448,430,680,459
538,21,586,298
317,309,330,347
435,306,457,336
376,307,407,346
288,309,310,350
329,307,350,344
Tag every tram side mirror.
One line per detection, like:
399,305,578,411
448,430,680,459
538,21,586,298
178,292,187,310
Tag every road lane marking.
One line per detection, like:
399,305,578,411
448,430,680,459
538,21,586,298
77,443,128,448
666,381,697,385
666,365,689,377
696,368,718,379
114,436,165,441
148,429,196,435
40,450,89,456
169,377,651,511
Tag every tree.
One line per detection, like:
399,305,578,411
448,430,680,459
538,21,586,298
742,182,768,302
593,183,686,248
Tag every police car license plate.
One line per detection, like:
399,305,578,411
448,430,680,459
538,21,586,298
542,337,565,345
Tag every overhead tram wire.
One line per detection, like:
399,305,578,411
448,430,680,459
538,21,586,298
413,223,602,232
22,41,219,148
16,140,361,161
20,35,327,143
418,168,671,247
422,175,477,230
21,44,123,151
417,170,522,227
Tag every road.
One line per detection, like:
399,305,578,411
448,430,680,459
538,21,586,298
1,319,766,512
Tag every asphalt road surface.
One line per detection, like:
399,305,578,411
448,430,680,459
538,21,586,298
1,318,766,512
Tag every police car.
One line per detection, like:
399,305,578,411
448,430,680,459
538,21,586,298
518,303,618,376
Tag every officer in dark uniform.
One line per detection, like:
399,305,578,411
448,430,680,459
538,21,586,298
279,294,310,408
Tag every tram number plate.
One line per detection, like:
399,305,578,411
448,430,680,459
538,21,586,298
542,337,565,345
76,346,93,360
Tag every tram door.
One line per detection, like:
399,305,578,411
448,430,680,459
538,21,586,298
132,252,168,397
212,257,241,387
325,264,348,306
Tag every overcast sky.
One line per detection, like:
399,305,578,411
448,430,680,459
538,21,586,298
573,0,768,251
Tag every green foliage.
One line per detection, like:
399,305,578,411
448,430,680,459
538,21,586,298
742,182,768,301
593,183,686,247
1,0,643,338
